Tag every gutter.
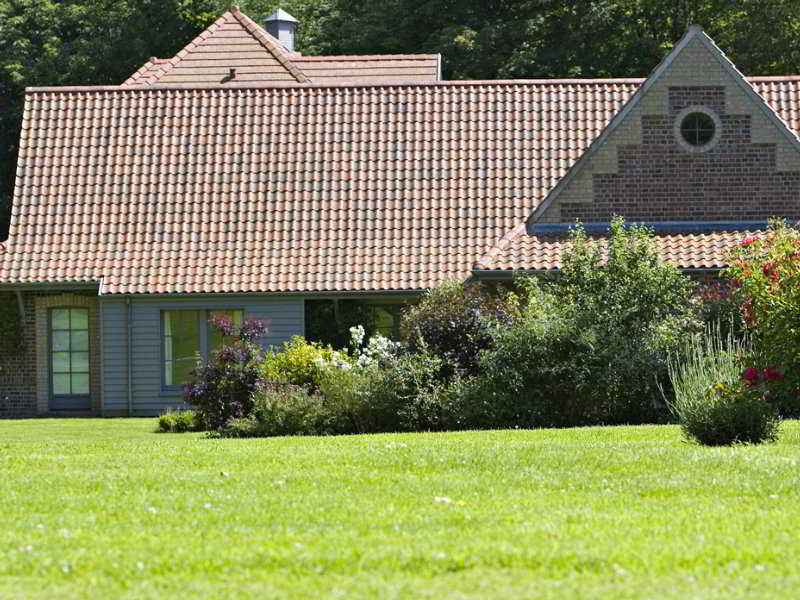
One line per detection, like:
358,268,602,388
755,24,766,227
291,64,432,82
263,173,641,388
471,267,724,281
0,282,100,291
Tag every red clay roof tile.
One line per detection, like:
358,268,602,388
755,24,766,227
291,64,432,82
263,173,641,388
2,77,799,293
477,228,762,272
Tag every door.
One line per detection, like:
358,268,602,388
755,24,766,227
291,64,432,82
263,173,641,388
49,308,91,411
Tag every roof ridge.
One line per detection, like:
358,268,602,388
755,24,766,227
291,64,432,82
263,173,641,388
135,10,233,85
294,54,441,62
475,222,527,270
228,6,309,83
34,74,800,94
121,58,159,86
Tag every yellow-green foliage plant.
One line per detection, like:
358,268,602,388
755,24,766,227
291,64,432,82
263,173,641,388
261,336,348,387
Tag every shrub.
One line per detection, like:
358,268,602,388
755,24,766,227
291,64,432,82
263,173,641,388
183,316,268,429
464,295,667,428
666,324,747,415
674,381,780,446
668,325,780,445
355,352,452,432
219,387,328,438
402,280,518,378
725,220,800,415
691,279,745,340
261,336,346,388
311,329,456,433
156,409,202,433
461,221,700,429
555,218,695,336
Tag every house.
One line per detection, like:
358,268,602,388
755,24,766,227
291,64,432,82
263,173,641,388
1,7,799,416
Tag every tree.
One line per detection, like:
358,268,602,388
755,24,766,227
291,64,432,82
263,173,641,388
317,0,800,79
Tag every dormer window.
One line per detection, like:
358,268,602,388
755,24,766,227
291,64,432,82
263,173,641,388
674,106,721,152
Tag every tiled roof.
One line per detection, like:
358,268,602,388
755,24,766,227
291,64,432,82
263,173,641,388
293,55,440,85
122,8,439,87
1,76,799,293
122,7,308,86
477,227,761,271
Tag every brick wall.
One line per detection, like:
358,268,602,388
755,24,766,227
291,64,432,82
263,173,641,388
559,86,800,222
0,290,101,417
537,36,800,223
0,292,36,416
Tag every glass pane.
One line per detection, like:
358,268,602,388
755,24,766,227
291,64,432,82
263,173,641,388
52,352,71,373
209,310,244,350
71,330,89,352
52,309,70,330
163,311,201,386
53,374,71,395
170,359,197,387
172,319,200,361
52,331,70,351
71,374,89,395
72,352,89,373
70,309,89,330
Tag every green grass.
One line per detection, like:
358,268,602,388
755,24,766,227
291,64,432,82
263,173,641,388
2,420,800,599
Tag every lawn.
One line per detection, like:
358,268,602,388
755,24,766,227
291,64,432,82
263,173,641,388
1,420,800,599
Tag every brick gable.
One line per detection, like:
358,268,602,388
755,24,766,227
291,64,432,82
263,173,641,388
533,30,800,224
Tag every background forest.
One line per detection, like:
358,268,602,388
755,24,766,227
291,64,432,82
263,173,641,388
2,0,800,239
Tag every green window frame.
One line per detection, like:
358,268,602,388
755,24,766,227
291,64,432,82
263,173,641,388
50,308,90,400
162,309,244,389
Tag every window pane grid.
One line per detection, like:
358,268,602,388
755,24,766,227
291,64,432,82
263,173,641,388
51,308,90,397
162,309,244,388
680,113,715,146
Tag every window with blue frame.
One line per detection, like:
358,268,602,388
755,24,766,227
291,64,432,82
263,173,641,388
50,308,90,399
162,309,243,388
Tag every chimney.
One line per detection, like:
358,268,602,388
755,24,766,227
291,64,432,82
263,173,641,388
263,8,298,52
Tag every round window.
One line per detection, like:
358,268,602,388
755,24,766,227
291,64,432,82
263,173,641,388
680,112,716,147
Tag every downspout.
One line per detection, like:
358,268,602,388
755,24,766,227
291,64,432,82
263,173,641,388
14,290,25,322
126,297,133,416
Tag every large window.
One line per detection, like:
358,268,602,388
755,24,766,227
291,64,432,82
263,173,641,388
162,309,243,388
50,308,90,399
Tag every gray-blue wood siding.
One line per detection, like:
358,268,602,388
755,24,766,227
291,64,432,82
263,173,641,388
100,296,304,414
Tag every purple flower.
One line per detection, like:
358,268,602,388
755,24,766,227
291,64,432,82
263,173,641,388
209,313,236,336
240,318,269,343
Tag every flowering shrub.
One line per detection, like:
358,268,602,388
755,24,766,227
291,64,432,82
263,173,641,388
402,280,519,378
725,220,800,414
183,317,268,429
261,336,347,388
678,380,779,446
348,325,403,367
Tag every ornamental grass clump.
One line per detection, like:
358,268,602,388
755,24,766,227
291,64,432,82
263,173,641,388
156,409,202,433
668,325,780,446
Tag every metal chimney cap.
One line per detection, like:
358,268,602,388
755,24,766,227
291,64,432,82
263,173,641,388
265,8,298,23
